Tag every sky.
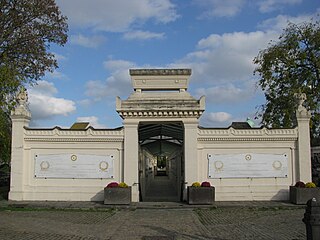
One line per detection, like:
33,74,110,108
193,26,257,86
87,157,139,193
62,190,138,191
27,0,320,129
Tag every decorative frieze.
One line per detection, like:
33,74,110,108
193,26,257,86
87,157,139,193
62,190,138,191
198,127,298,142
118,110,204,118
24,127,124,137
24,137,124,142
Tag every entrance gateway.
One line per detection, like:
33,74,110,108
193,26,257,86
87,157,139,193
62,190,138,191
116,69,205,202
9,68,311,202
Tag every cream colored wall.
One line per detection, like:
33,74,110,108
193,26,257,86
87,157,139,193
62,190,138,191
197,128,299,201
9,128,124,201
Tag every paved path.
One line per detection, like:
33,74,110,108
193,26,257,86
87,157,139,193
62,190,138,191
0,202,306,240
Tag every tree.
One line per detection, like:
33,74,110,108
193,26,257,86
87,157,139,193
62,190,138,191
0,0,68,109
254,19,320,144
0,0,68,165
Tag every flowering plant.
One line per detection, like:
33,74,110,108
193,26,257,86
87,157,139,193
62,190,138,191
191,182,201,187
294,181,317,188
191,181,213,187
106,182,129,188
305,182,317,188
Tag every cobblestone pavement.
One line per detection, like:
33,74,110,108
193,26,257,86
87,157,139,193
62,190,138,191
0,204,306,240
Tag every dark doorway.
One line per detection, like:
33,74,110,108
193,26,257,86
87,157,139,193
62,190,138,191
138,122,184,202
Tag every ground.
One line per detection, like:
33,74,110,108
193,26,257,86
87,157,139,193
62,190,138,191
0,201,306,240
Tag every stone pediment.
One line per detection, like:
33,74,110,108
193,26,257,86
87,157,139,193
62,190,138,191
116,69,205,119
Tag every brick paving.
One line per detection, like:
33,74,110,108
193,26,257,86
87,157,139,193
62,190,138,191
0,201,306,240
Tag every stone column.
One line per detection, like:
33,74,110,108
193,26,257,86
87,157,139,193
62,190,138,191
9,88,31,200
183,118,199,200
123,119,139,202
296,93,312,183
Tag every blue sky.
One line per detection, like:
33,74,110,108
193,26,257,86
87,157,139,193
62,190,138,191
27,0,320,129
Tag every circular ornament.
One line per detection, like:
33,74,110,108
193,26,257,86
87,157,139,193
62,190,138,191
245,154,252,161
99,161,109,171
273,161,282,170
214,161,224,170
40,161,50,170
71,155,77,161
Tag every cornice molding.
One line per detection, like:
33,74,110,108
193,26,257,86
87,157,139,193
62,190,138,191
24,128,124,137
198,137,297,142
118,110,204,119
24,137,124,143
198,127,298,136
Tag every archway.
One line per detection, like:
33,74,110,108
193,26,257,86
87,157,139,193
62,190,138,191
138,122,184,202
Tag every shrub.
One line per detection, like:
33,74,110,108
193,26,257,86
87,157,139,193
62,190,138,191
106,182,119,188
201,181,211,187
294,181,306,188
305,182,317,188
191,182,201,187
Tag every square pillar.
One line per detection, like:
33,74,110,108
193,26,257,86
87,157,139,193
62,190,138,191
296,111,312,183
9,104,31,200
123,119,139,202
183,119,199,200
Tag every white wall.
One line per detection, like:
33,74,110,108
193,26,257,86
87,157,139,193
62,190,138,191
197,128,298,201
9,127,124,201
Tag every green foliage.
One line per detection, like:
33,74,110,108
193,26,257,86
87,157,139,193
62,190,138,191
0,108,11,165
254,19,320,141
0,0,68,108
0,0,68,165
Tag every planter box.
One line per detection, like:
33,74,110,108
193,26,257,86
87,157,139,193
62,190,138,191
104,187,131,205
290,186,320,205
187,186,215,205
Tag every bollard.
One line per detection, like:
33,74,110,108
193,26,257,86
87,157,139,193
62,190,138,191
303,198,320,240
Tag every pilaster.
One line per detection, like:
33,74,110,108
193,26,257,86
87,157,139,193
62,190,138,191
296,93,312,183
9,88,31,200
123,119,139,202
183,118,199,200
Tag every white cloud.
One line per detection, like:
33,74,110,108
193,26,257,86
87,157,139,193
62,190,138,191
258,11,320,32
70,34,107,48
78,99,93,107
28,81,76,120
257,0,302,13
175,30,278,85
195,82,256,104
200,112,233,127
85,59,136,100
46,70,69,81
76,116,107,128
123,30,165,40
194,0,246,18
57,0,179,32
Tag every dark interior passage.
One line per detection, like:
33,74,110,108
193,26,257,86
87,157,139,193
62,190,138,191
138,122,184,202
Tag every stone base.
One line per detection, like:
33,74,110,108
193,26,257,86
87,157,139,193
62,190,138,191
290,186,320,204
187,186,215,205
104,187,132,205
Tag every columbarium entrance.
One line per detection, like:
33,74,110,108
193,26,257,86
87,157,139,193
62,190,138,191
116,69,205,202
138,122,184,202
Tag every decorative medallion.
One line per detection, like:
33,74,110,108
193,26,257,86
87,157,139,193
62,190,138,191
71,154,77,161
245,154,252,161
40,161,50,170
272,161,282,170
214,161,224,171
99,161,109,171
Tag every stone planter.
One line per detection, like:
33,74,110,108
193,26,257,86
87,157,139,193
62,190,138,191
104,187,131,205
290,186,320,204
187,186,215,205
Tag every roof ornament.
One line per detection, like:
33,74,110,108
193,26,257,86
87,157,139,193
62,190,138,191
17,86,28,106
295,92,309,116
